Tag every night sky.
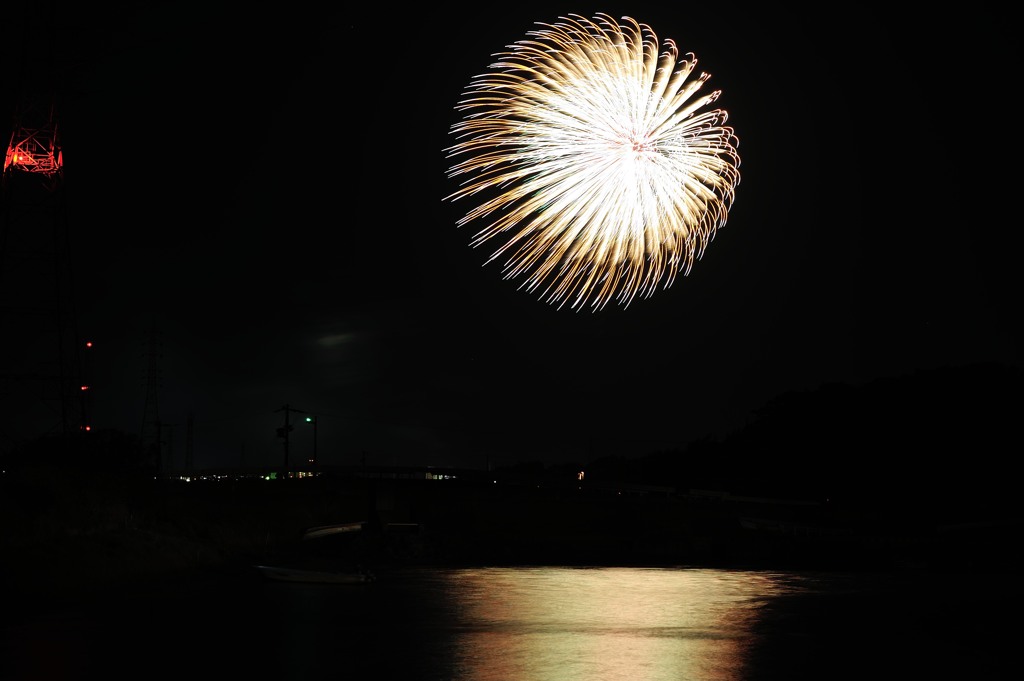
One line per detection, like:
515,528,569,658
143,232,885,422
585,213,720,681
2,2,1020,472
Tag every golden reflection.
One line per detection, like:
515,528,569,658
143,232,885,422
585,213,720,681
445,567,799,681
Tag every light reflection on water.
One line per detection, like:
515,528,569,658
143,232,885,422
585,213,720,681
3,565,1017,680
437,567,806,681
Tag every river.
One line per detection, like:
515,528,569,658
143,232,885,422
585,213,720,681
3,564,1019,680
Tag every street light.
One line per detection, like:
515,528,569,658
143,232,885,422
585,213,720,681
305,415,317,467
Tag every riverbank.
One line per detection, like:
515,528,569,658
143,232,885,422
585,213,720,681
3,466,1019,620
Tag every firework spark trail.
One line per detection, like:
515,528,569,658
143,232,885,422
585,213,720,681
444,13,741,311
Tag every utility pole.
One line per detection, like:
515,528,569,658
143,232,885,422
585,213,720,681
274,404,305,478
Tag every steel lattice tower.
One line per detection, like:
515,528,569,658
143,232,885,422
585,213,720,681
140,322,163,471
0,1,90,453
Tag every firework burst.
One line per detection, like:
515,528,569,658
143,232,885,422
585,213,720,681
443,13,741,311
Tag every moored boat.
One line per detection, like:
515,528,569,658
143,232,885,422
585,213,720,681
254,564,374,584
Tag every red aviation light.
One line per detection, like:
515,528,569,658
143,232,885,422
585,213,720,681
4,131,63,174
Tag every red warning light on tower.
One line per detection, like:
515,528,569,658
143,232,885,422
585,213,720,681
3,102,63,175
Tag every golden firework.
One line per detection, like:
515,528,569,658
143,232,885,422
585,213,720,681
444,13,741,311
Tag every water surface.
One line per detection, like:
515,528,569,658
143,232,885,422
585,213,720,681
2,565,1017,680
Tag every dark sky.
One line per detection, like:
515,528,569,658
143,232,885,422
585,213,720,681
2,2,1020,471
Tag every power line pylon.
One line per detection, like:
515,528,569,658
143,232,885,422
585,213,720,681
140,323,163,470
184,411,194,473
0,82,89,452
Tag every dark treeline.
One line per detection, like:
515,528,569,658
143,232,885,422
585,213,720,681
519,360,1021,519
5,360,1019,516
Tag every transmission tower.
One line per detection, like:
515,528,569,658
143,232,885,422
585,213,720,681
0,3,90,452
140,322,163,470
184,411,194,472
